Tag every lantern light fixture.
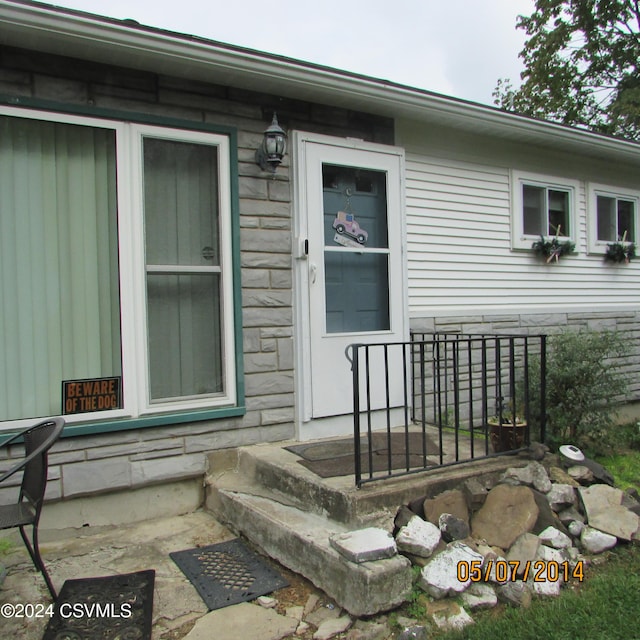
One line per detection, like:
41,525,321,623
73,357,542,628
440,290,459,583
255,112,287,173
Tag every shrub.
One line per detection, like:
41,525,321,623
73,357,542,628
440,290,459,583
526,329,628,453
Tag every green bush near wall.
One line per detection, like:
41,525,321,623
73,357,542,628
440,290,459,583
526,329,628,454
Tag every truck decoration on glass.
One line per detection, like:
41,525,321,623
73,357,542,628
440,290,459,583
332,211,368,246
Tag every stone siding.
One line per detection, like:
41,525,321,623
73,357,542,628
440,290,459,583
0,45,393,502
410,309,640,406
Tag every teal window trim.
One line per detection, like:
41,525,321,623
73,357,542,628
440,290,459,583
0,95,246,436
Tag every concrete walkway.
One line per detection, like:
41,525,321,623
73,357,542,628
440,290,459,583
0,511,317,640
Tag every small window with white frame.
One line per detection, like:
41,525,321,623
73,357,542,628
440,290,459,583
511,171,578,251
588,183,638,253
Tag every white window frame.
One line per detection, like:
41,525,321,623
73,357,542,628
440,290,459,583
511,170,579,251
587,182,639,254
0,107,236,430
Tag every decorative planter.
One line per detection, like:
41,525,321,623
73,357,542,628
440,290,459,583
488,417,527,453
532,234,575,263
605,241,636,264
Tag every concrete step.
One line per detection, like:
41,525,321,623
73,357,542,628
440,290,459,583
204,440,523,615
209,488,411,617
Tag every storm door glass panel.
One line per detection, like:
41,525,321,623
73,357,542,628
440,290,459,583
325,254,389,333
322,164,390,333
143,138,223,401
0,116,121,420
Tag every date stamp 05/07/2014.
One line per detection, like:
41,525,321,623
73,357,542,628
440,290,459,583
457,559,586,584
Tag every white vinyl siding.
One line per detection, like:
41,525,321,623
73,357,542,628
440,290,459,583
404,151,639,316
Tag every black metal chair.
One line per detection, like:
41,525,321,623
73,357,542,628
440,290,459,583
0,417,64,598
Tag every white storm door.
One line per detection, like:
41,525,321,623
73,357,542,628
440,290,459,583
300,137,407,424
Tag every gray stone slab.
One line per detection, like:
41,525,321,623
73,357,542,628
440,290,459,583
183,602,297,640
329,528,397,563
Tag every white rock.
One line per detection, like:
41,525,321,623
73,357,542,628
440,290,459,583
461,583,498,609
430,601,475,631
396,516,441,558
546,484,576,511
580,526,617,554
568,520,584,537
538,526,573,549
329,528,396,563
419,542,484,599
313,615,352,640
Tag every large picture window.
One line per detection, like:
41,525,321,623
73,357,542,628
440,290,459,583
0,108,237,430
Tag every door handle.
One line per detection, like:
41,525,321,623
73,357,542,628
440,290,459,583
310,263,317,284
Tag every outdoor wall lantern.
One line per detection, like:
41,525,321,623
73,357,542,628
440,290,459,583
255,112,287,173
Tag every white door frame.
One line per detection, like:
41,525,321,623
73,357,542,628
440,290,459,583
292,131,409,441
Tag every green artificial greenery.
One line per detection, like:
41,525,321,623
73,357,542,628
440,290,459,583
605,240,636,264
493,0,640,141
531,235,575,263
525,329,627,453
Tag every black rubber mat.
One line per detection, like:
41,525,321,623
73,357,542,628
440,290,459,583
43,570,155,640
170,539,288,611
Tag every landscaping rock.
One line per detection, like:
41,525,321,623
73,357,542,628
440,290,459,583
427,600,474,631
548,466,580,487
496,580,532,608
313,615,352,640
557,505,585,525
589,509,639,541
568,520,584,537
501,461,552,493
329,528,397,563
471,484,539,549
423,489,469,526
396,516,441,558
462,477,490,510
580,525,617,554
507,532,540,575
567,465,594,484
538,526,572,549
419,542,484,599
438,513,470,542
461,582,498,609
397,625,429,640
579,485,640,541
579,458,615,485
546,483,577,511
532,489,570,535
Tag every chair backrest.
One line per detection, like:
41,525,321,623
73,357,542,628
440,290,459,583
19,419,63,510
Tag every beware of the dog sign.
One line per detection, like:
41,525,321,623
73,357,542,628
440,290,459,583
62,377,122,414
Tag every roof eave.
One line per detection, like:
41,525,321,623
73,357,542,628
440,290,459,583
1,0,639,163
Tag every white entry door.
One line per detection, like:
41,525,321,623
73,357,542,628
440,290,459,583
294,134,407,438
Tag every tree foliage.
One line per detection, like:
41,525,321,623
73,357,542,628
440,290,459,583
494,0,640,140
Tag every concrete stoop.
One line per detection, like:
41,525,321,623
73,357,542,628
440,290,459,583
204,441,526,616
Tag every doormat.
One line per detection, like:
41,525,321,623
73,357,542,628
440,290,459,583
287,432,442,478
170,538,289,611
42,570,155,640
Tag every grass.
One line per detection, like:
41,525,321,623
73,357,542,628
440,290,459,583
595,450,640,492
429,544,640,640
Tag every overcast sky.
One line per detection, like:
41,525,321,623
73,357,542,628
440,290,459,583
51,0,535,106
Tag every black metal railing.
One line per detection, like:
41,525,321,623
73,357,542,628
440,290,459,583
346,333,546,487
